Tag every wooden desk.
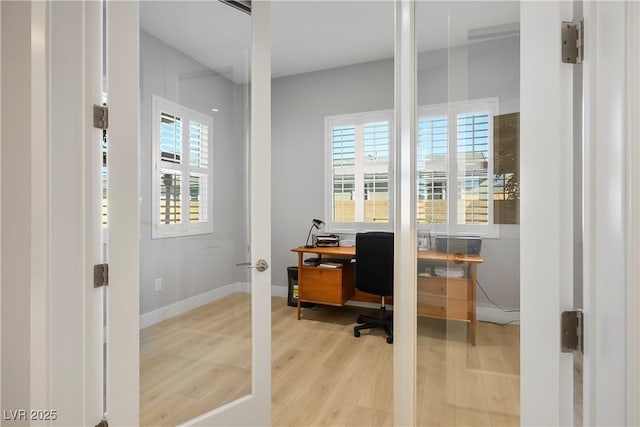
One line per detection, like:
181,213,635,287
290,246,483,345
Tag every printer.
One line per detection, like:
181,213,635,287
435,235,482,255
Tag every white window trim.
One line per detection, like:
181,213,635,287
416,97,499,238
324,109,395,233
324,98,500,237
151,95,214,239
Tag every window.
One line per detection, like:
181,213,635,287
325,111,393,231
417,98,498,235
324,99,497,235
152,96,213,238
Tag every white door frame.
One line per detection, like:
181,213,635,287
520,1,640,426
105,1,141,424
393,1,417,426
1,1,105,425
582,1,639,425
520,2,575,425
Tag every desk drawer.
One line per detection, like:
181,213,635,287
300,266,344,305
417,276,468,299
417,294,469,321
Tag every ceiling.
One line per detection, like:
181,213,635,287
140,1,519,84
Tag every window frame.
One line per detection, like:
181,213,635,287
151,95,214,239
323,98,499,236
417,97,499,237
324,109,395,233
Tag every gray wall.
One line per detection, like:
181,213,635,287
139,31,249,315
272,36,521,311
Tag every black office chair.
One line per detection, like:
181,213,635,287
353,232,394,344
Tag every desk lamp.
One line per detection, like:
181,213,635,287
305,218,325,248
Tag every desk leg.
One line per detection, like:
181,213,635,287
469,263,477,346
297,252,303,320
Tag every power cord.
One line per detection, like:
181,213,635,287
475,279,520,327
475,279,520,313
482,319,520,327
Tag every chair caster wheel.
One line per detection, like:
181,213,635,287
356,316,365,324
386,336,393,344
354,329,361,337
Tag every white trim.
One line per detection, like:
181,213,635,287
106,2,140,424
394,2,417,426
476,305,520,325
270,287,514,323
139,283,250,329
520,2,574,425
151,95,214,239
345,300,393,310
324,109,395,233
84,1,105,423
583,2,639,425
324,97,500,237
417,97,499,238
272,285,288,298
30,0,50,415
626,3,640,424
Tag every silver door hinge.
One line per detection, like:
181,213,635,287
561,309,584,353
93,263,109,288
562,20,584,64
93,104,109,130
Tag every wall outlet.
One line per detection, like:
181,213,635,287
154,278,162,292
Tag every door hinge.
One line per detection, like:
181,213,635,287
94,419,108,427
561,309,584,353
93,263,109,288
562,20,584,64
93,104,109,130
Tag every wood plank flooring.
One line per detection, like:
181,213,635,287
140,293,519,426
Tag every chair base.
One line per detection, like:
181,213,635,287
354,309,393,344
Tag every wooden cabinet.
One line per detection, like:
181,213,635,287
415,255,481,345
417,276,471,322
299,263,354,306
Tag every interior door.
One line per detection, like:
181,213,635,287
396,1,638,426
105,1,271,425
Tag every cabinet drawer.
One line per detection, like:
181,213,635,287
417,294,469,321
300,266,343,305
417,276,469,299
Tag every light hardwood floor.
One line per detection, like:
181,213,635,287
140,293,519,426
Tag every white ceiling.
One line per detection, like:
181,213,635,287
140,1,519,84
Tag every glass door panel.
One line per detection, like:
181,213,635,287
138,2,252,425
270,1,394,425
415,2,521,425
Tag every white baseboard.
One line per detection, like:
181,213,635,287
141,284,518,330
272,285,288,298
345,300,393,310
271,285,519,324
476,304,520,324
140,282,250,329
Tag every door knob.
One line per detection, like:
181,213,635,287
236,259,269,272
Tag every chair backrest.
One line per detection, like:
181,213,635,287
355,232,394,296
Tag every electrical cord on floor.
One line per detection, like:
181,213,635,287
482,319,520,327
475,279,520,313
475,279,520,327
